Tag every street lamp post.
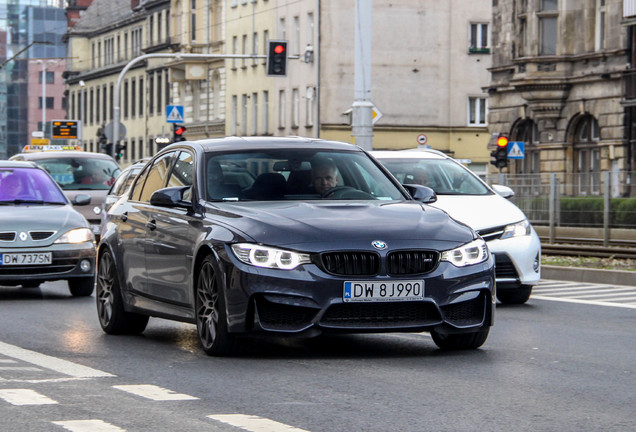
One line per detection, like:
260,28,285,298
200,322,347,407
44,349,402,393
31,59,58,137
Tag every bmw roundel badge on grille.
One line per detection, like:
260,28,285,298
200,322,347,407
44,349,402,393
372,240,387,250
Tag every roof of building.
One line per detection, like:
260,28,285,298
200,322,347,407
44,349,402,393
70,0,138,33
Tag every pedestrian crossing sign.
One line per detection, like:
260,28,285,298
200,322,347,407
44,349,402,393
166,105,184,123
508,141,525,159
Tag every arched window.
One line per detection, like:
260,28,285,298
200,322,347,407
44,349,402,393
572,114,600,194
511,118,540,174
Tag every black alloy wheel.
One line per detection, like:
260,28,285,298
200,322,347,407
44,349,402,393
96,249,148,334
195,255,235,356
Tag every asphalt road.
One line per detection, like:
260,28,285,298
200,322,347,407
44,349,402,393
0,280,634,432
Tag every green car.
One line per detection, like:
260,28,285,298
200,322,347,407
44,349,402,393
0,161,96,296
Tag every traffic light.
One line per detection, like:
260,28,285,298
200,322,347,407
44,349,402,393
490,135,509,169
101,142,113,156
266,40,288,76
115,143,126,162
172,124,187,142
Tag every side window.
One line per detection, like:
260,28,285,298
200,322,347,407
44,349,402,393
167,151,194,188
129,164,150,202
137,153,175,203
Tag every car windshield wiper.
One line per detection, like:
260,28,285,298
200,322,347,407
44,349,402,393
1,199,46,205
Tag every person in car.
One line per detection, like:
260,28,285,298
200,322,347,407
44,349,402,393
311,158,338,195
1,174,26,200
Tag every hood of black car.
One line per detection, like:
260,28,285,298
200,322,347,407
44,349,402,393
206,200,474,250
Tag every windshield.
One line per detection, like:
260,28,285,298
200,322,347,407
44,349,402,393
378,158,492,195
36,157,121,191
205,149,405,201
0,167,67,204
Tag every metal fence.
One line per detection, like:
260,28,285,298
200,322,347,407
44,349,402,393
484,171,636,232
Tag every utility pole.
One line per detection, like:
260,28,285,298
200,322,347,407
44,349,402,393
352,0,373,150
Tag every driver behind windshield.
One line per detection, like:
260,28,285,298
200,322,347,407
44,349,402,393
1,173,25,200
311,157,338,195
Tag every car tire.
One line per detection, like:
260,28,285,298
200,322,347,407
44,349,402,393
68,277,95,297
195,255,236,356
96,250,148,335
497,285,532,305
431,328,490,350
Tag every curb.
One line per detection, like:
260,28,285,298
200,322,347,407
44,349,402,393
541,265,636,286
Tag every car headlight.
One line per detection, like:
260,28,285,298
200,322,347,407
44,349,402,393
54,228,95,244
231,243,311,270
501,219,531,239
440,238,488,267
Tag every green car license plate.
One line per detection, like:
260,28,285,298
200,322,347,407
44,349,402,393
0,252,52,266
343,280,424,303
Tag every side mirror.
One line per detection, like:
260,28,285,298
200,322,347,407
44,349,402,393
403,184,437,204
72,194,91,206
150,186,192,208
491,184,515,199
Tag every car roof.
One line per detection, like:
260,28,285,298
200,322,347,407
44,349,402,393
10,150,118,162
0,160,39,169
163,136,364,153
370,149,449,160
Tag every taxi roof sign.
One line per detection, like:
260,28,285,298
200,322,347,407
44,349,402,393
22,144,82,153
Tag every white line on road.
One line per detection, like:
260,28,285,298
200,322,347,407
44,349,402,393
52,420,126,432
112,384,199,401
532,295,636,309
0,341,115,378
208,414,311,432
0,366,43,371
0,389,58,405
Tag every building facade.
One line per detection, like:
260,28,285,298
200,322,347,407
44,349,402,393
488,0,630,195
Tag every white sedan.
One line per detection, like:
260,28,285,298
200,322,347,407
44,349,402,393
371,149,541,304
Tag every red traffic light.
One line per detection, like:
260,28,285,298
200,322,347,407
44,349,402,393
175,126,186,136
497,136,509,147
273,44,285,54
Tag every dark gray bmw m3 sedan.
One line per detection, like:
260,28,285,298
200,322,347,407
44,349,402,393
97,137,495,355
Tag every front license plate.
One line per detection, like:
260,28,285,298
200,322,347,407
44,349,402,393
0,252,52,266
343,280,425,303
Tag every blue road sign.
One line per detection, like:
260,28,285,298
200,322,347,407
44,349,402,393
166,105,184,123
508,141,525,159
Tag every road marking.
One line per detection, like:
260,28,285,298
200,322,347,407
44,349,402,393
52,420,125,432
533,280,636,309
0,389,58,405
208,414,311,432
0,366,43,371
0,341,115,378
112,384,199,401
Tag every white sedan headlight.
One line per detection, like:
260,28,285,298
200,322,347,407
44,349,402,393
440,238,488,267
501,219,531,239
231,243,311,270
54,228,95,244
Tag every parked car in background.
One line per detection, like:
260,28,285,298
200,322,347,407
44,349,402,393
0,160,96,296
10,146,121,240
371,149,541,305
97,137,495,356
102,157,150,219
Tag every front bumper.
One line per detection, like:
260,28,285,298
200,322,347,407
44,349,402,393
486,228,541,289
222,253,495,337
0,242,96,286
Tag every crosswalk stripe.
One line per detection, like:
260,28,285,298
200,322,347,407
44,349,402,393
208,414,311,432
112,384,198,401
0,341,115,378
0,389,58,405
52,420,125,432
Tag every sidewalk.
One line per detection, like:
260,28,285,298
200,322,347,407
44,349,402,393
541,265,636,286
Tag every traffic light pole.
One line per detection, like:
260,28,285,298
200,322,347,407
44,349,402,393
112,52,298,160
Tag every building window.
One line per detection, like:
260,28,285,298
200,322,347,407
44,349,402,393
292,88,299,128
252,32,258,66
251,92,258,135
38,97,54,109
131,27,142,57
242,34,248,68
232,36,238,69
307,12,314,46
469,23,489,53
573,115,601,195
138,77,144,117
468,96,487,126
149,15,154,45
241,94,248,135
280,17,286,40
131,78,136,118
149,74,154,115
278,90,286,129
96,87,100,124
191,0,197,42
103,85,108,122
263,90,269,134
105,37,114,65
231,95,238,135
157,73,162,115
596,0,606,51
538,0,558,56
512,119,539,174
306,86,314,127
38,71,54,84
109,83,114,120
124,81,129,119
293,16,300,55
